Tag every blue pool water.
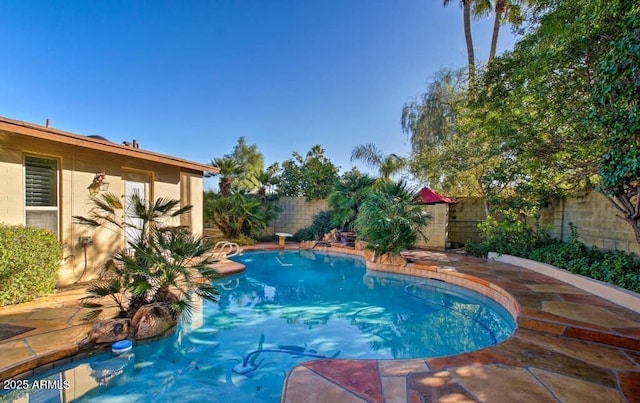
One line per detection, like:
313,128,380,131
2,251,515,402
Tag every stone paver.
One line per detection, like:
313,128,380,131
531,368,625,403
283,366,367,403
2,245,640,402
454,365,557,402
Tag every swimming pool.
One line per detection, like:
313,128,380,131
2,250,515,402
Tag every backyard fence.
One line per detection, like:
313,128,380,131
205,192,640,256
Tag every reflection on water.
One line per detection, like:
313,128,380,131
2,251,515,403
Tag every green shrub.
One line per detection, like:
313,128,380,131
467,220,640,293
293,227,317,242
464,242,491,257
310,211,335,239
206,235,257,246
468,215,552,258
0,224,62,306
293,210,336,241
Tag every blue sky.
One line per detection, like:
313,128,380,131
0,1,516,190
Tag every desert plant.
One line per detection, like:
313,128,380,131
204,188,280,239
74,193,220,321
0,225,62,306
328,169,375,231
354,181,430,259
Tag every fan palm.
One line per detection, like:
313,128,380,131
328,169,376,231
355,181,431,260
74,193,220,321
205,188,280,238
251,169,279,199
212,156,244,197
350,144,408,182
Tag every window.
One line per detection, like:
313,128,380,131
24,155,59,238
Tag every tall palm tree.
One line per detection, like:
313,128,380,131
212,157,244,197
474,0,528,62
350,144,407,182
443,0,476,85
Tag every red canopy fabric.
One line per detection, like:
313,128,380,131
414,187,457,205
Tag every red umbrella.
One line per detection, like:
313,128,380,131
414,187,457,205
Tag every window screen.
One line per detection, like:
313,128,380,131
24,155,59,237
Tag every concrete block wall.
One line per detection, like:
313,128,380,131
264,193,640,256
271,197,329,235
448,197,487,245
271,197,451,249
540,192,640,255
415,204,449,250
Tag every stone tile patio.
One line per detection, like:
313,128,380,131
1,245,640,402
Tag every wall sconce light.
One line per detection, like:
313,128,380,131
88,172,110,195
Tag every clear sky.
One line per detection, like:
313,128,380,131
0,1,516,190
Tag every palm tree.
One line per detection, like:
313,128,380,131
350,144,407,182
205,188,280,238
354,181,430,260
474,0,528,62
251,169,279,199
73,193,220,321
443,0,476,85
328,169,376,231
212,156,244,197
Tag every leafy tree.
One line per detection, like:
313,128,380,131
350,144,407,182
278,145,339,200
455,0,618,220
328,168,375,231
74,193,220,321
355,181,430,259
278,158,304,197
592,4,640,242
227,136,264,190
402,68,491,211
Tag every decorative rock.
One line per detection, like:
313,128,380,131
378,252,408,266
131,302,177,340
86,319,131,344
300,241,315,249
363,249,376,262
323,229,338,243
363,249,407,266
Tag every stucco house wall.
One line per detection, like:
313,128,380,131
0,117,215,286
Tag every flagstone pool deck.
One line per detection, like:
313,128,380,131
1,244,640,402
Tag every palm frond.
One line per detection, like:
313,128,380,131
72,216,102,227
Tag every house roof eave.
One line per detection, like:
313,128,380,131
0,116,219,175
